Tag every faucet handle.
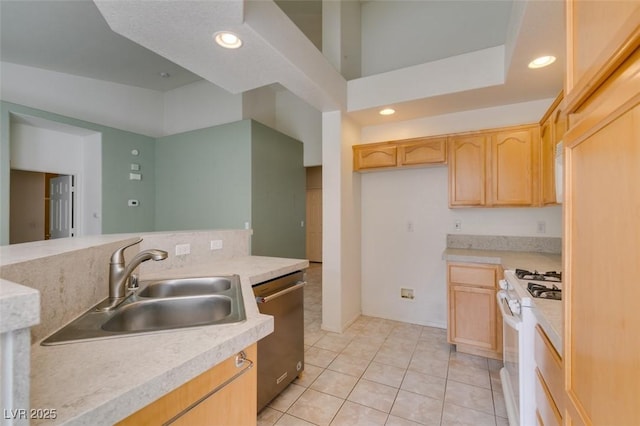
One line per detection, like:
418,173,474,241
110,238,143,265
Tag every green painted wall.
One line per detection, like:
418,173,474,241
0,101,156,244
154,120,253,231
251,121,306,259
1,103,306,258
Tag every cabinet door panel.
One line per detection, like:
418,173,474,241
448,285,497,350
492,129,535,206
540,119,556,205
398,137,446,165
449,135,487,206
565,103,640,425
353,145,397,170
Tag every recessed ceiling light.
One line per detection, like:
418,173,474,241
528,55,556,69
379,108,395,116
214,31,242,49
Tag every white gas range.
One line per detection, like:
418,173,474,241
498,268,563,426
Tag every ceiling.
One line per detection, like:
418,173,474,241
0,0,565,127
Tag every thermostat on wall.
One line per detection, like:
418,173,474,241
128,200,140,207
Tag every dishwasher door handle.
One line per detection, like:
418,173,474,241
256,281,306,304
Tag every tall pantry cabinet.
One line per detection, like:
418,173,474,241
563,1,640,425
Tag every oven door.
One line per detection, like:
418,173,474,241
497,290,522,426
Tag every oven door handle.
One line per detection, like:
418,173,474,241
497,290,522,331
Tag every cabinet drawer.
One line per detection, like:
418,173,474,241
118,344,257,425
535,368,562,426
448,263,497,288
534,325,563,409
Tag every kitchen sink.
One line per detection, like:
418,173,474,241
41,275,245,345
102,296,234,333
138,277,232,298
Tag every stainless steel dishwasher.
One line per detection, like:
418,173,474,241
253,270,306,412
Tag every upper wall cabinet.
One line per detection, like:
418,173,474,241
565,0,640,113
353,143,398,170
353,136,446,172
539,93,565,206
491,127,538,206
448,124,540,208
448,134,488,206
397,137,447,166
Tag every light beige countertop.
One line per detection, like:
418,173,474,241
29,256,308,426
0,279,40,333
443,248,563,355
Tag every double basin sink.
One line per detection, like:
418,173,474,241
41,276,246,345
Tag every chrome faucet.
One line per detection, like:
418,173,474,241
108,238,168,302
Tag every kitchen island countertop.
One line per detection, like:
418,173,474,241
29,255,308,425
442,248,563,355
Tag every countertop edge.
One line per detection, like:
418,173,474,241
0,279,40,333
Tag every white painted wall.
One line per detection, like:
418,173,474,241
361,98,554,142
163,79,243,136
0,62,163,137
275,91,322,166
359,99,563,328
10,122,102,237
360,1,511,77
322,111,362,332
340,114,362,328
348,46,505,112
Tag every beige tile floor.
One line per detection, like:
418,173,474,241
258,263,508,426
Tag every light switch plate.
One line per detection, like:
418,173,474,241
175,243,190,256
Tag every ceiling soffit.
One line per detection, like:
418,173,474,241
94,0,346,112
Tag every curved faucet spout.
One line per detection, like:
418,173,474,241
107,239,168,303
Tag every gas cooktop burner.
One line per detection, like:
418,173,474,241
515,269,562,282
527,282,562,300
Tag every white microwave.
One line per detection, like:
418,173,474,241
555,141,563,203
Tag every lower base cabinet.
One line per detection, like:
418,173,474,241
447,262,502,360
117,343,257,426
534,326,562,426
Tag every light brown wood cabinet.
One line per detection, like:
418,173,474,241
534,326,563,426
491,127,538,206
447,262,502,360
448,124,540,207
117,344,257,426
448,134,488,206
397,137,447,166
353,136,446,171
353,143,398,170
563,3,640,424
539,93,566,206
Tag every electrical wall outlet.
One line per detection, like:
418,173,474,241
401,288,415,300
175,243,190,256
537,220,547,234
455,220,462,231
210,240,223,250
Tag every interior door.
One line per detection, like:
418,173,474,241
50,175,74,239
305,188,322,262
